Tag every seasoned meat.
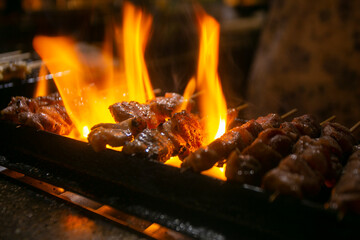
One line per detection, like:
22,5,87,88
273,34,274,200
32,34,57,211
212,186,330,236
322,122,357,159
255,113,282,129
1,93,73,135
256,128,293,157
279,121,301,142
291,114,321,138
263,154,321,199
109,92,191,129
263,134,345,198
181,120,262,172
329,147,360,214
122,111,203,162
226,152,262,185
88,117,147,152
242,141,283,174
123,128,176,162
225,114,321,185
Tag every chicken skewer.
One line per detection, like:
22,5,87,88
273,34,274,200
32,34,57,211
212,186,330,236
109,92,193,128
88,92,197,152
225,114,321,186
88,100,249,153
262,121,357,199
1,93,73,135
328,144,360,216
180,112,291,173
122,110,203,162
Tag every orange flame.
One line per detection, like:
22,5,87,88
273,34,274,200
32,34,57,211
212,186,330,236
33,64,49,97
195,9,227,144
33,2,154,140
165,8,227,181
122,1,154,103
195,8,227,180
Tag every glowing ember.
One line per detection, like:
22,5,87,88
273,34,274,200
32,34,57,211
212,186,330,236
33,2,154,140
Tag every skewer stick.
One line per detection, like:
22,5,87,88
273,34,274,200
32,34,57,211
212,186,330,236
0,50,21,59
320,115,336,126
153,88,162,95
269,191,280,203
190,90,204,100
350,121,360,133
0,52,31,64
235,103,249,111
281,108,298,119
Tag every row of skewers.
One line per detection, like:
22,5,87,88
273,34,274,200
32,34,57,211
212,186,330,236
1,91,360,215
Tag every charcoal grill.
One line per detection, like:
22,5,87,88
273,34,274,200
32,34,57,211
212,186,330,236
1,117,359,239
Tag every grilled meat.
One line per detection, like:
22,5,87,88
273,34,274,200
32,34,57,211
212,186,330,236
262,122,356,199
181,115,269,172
1,93,73,135
225,114,320,185
88,117,147,152
122,110,203,162
322,122,357,160
109,92,191,129
225,151,262,185
262,154,322,198
329,145,360,214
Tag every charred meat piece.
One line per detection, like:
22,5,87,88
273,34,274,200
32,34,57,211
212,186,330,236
279,121,301,142
181,113,286,173
225,152,262,185
263,154,321,199
109,92,191,129
291,114,321,138
253,113,282,129
322,122,357,159
241,140,283,176
225,114,321,185
329,146,360,214
255,128,293,157
227,113,282,131
181,120,262,172
262,135,344,199
122,111,203,162
123,128,176,162
1,93,73,135
299,138,342,187
88,117,147,152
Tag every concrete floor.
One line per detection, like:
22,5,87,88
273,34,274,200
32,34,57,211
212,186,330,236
0,176,147,240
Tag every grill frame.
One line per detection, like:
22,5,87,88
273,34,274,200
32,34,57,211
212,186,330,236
0,121,359,239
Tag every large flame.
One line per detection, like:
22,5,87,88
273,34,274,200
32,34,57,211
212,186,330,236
165,8,227,181
33,64,49,97
33,2,154,140
195,9,227,144
195,9,227,180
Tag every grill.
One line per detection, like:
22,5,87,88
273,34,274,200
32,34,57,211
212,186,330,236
1,118,359,239
2,1,360,239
